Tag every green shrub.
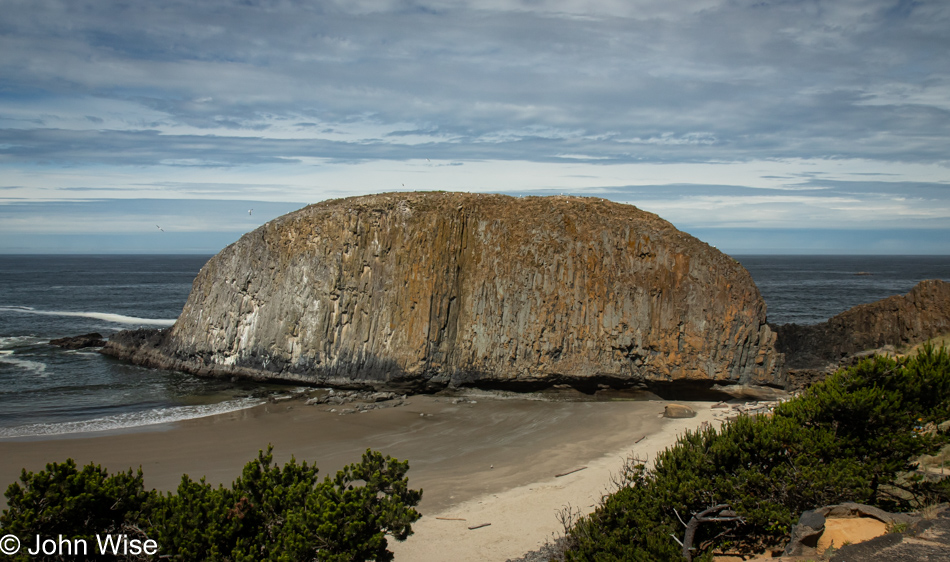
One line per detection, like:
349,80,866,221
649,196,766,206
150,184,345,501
0,460,157,561
2,448,421,562
152,447,422,561
565,344,950,561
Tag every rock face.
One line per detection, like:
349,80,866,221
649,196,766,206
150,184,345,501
774,279,950,371
103,193,783,392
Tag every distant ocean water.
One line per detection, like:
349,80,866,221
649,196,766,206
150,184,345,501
1,254,949,438
737,255,950,326
0,255,271,439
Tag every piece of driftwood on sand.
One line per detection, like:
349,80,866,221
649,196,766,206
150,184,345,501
555,466,588,478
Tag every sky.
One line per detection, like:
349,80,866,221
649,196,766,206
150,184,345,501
1,0,948,255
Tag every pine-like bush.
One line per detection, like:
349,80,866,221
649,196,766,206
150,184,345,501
566,344,950,561
2,448,421,561
1,460,157,561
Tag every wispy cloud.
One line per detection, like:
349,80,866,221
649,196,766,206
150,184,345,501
1,0,948,252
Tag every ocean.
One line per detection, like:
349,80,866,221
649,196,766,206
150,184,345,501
0,255,269,439
1,254,949,439
736,255,950,325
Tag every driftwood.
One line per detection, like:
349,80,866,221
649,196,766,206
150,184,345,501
468,522,491,530
435,517,466,521
674,504,743,561
555,466,587,478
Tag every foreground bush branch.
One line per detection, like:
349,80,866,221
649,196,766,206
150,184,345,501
678,504,743,561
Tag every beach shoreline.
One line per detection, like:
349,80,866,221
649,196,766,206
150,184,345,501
0,394,718,561
389,403,719,561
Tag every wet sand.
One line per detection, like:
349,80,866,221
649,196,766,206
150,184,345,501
0,394,712,560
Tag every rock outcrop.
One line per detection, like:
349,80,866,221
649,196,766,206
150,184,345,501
784,502,932,558
774,279,950,373
103,192,783,392
50,332,107,349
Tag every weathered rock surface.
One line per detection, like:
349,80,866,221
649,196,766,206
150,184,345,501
103,193,783,392
830,506,950,562
663,403,697,418
785,502,949,561
774,279,950,384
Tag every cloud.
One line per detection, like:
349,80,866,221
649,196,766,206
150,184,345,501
0,198,305,234
1,0,949,253
3,0,947,160
601,179,950,230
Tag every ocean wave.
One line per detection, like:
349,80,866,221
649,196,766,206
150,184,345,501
64,350,102,357
0,355,48,377
0,306,176,327
0,398,264,439
0,335,47,349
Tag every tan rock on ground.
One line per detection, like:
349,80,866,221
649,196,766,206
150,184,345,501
817,517,888,554
664,403,697,418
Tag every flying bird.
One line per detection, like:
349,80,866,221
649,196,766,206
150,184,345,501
156,225,164,232
248,209,253,216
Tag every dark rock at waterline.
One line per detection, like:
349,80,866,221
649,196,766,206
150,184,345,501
102,192,784,393
50,332,106,349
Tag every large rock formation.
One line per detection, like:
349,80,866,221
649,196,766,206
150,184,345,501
104,193,784,392
774,279,950,372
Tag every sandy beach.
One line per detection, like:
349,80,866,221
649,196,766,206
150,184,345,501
0,393,717,561
390,402,719,561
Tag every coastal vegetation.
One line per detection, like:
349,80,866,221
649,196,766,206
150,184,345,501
562,344,950,560
4,346,950,561
1,448,421,561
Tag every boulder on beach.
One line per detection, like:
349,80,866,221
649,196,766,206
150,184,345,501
103,192,784,392
663,404,697,419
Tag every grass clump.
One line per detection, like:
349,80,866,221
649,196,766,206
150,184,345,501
564,344,950,561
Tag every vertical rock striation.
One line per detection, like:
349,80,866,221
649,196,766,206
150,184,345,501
104,193,784,391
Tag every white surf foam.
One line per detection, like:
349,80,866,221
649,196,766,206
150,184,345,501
0,398,264,439
0,335,47,348
0,355,48,377
0,306,176,327
64,350,101,357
